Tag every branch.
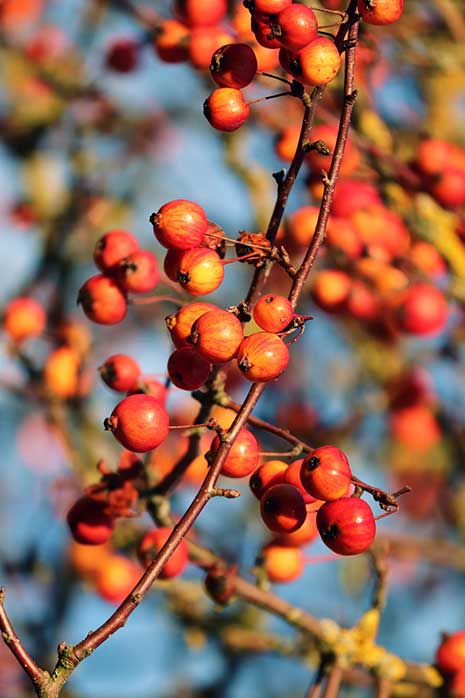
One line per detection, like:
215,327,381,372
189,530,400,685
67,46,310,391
0,588,44,686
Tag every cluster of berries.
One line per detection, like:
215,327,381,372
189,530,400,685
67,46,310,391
78,230,160,325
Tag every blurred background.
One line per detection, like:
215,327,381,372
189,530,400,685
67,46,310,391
1,0,465,696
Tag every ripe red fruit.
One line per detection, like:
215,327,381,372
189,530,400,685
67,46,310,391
396,283,448,336
78,274,127,325
174,0,227,27
261,544,304,583
316,498,376,555
254,0,292,13
188,27,233,70
211,428,260,478
251,14,283,49
167,347,211,390
203,88,250,132
137,527,188,579
449,667,465,697
287,205,320,247
95,555,141,604
300,446,351,501
105,38,139,73
99,354,141,392
153,19,190,64
326,218,363,260
276,4,318,52
163,248,184,281
152,199,208,250
237,332,289,383
249,460,288,499
284,459,318,504
4,296,46,342
287,37,341,86
94,230,140,273
166,301,217,348
67,496,115,545
273,510,319,547
311,269,351,313
253,294,294,333
331,179,381,218
430,169,465,209
260,483,307,534
357,0,404,25
176,248,224,295
390,404,441,452
116,249,160,293
104,394,170,452
436,630,465,675
190,309,244,363
210,43,258,89
127,376,168,405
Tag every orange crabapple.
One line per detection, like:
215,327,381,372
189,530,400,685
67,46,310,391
260,483,307,534
43,346,81,400
435,630,465,676
94,554,141,604
3,296,46,342
167,347,212,390
283,459,320,504
396,283,448,336
357,0,404,25
275,4,318,52
189,309,244,364
286,205,320,248
174,0,227,28
153,19,190,64
210,428,260,478
163,248,184,282
282,37,341,87
77,274,127,325
249,460,288,499
93,229,139,273
188,27,234,71
104,394,170,452
152,199,208,250
253,294,294,333
273,509,319,547
127,376,168,405
166,301,217,348
261,543,305,583
237,332,289,383
300,446,352,501
176,248,225,295
251,14,283,49
203,88,250,132
116,249,160,294
137,527,189,579
210,43,258,90
316,497,376,556
67,496,115,545
253,0,292,15
311,269,351,313
98,354,141,393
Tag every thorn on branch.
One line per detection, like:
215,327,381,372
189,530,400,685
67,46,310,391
345,89,359,105
272,169,286,188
